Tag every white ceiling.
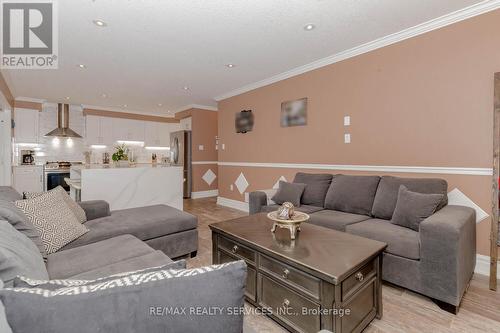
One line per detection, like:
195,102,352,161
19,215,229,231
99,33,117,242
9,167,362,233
2,0,491,115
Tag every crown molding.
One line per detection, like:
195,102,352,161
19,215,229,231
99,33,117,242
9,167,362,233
174,104,218,113
214,0,500,101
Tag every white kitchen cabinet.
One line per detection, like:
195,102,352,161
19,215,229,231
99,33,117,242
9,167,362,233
144,122,180,147
13,166,43,194
113,118,144,142
14,108,39,143
85,116,115,145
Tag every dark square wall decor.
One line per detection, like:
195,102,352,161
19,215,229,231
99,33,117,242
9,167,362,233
235,110,254,133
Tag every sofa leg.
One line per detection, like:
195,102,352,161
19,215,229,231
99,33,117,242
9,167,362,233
432,299,458,314
190,251,197,258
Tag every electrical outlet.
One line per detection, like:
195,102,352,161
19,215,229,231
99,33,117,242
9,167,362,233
344,133,351,144
344,116,350,126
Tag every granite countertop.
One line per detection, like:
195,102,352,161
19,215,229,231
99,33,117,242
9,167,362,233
71,163,178,170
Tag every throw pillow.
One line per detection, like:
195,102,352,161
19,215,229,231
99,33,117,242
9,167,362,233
0,200,47,260
15,190,89,254
24,186,87,224
0,261,246,333
0,221,49,287
271,181,306,206
293,173,333,207
324,175,381,215
391,185,445,231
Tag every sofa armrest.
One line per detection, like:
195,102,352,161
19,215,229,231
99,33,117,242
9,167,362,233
78,200,110,221
249,191,268,215
419,205,476,305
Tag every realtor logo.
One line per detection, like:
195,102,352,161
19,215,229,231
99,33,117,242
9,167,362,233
1,0,58,69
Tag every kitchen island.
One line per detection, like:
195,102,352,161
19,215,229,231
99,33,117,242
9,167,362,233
70,164,183,211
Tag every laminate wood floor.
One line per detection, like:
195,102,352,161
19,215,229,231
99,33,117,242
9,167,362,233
184,198,500,333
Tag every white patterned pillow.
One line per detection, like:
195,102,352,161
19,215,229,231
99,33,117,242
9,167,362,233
15,190,89,254
24,186,87,224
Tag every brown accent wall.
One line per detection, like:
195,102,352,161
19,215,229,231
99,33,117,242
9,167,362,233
177,108,218,193
83,108,179,123
217,10,500,256
0,71,14,107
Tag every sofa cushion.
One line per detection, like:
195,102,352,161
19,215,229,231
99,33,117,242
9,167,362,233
260,204,324,214
293,173,333,207
0,261,246,333
308,210,371,231
346,219,420,260
0,221,49,287
391,186,444,231
0,200,47,259
60,204,198,250
271,181,306,206
371,176,448,220
24,186,87,223
324,175,380,215
15,190,89,254
0,281,13,333
47,234,156,279
0,187,21,202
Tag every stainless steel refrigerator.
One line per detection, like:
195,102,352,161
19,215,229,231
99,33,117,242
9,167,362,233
170,130,192,198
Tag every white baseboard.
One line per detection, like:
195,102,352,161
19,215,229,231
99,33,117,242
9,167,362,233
191,190,219,199
475,254,500,278
216,196,249,212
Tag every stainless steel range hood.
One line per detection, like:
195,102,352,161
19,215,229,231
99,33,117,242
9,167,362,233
45,103,82,138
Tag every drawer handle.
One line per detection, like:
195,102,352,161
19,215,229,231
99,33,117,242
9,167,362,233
282,298,290,308
231,245,239,254
282,268,290,279
355,272,364,282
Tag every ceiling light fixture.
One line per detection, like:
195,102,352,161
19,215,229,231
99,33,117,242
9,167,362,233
303,24,316,31
226,64,235,68
183,86,189,91
158,103,163,107
123,104,128,108
65,96,70,100
101,93,107,98
93,19,107,27
77,64,86,69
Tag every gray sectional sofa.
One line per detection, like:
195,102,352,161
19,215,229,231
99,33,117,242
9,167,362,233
0,186,198,279
249,173,476,314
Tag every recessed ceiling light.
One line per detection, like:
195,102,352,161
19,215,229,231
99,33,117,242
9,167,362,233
225,64,235,68
158,103,163,107
303,24,316,31
65,96,70,100
101,93,107,98
183,86,189,91
77,64,86,69
123,104,128,108
93,19,107,27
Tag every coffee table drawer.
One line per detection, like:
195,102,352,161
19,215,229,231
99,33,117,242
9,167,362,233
341,259,375,301
260,254,321,300
341,278,377,333
219,236,255,264
219,250,257,302
259,275,321,333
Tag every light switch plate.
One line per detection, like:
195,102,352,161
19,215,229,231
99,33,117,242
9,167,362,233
198,145,204,151
222,143,226,150
344,133,351,143
230,184,234,191
344,116,350,126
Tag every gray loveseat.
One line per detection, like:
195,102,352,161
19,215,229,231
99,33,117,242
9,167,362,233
249,173,476,314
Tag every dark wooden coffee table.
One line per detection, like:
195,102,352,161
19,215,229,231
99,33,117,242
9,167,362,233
210,213,387,333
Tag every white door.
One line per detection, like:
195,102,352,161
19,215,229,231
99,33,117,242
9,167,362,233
14,108,39,143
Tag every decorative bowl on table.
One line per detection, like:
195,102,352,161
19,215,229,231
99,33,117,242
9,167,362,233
267,202,310,240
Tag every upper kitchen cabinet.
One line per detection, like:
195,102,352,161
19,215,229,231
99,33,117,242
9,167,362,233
14,108,39,143
144,121,179,146
112,118,145,142
85,115,114,145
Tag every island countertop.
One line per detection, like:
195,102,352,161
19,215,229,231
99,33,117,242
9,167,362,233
70,164,183,211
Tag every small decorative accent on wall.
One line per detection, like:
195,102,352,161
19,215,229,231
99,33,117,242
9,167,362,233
281,98,307,127
235,110,254,133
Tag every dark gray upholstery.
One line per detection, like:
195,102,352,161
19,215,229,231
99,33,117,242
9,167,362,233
78,200,110,220
391,185,444,231
293,172,333,206
0,221,48,287
248,173,476,309
0,187,21,202
324,175,380,215
0,261,247,333
47,235,157,279
146,229,199,259
60,205,197,251
308,210,370,231
371,176,448,220
260,204,324,214
346,219,421,260
271,181,306,206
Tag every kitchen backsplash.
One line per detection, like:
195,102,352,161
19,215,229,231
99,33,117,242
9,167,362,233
14,104,171,165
